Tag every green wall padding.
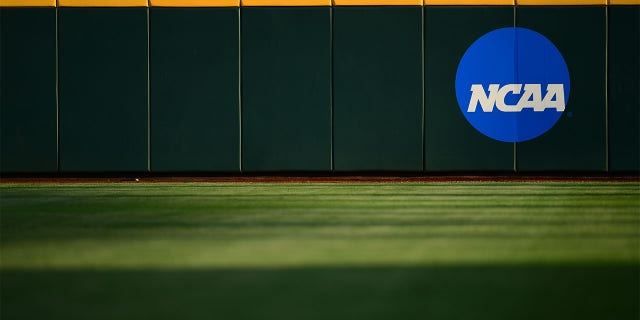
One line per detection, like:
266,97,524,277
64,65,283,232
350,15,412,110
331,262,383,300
241,7,331,172
1,6,636,174
0,8,57,173
424,6,514,172
333,7,422,171
608,6,639,172
59,8,148,172
516,6,606,172
150,8,239,172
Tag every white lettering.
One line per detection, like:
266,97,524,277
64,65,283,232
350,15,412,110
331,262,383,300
541,84,565,112
468,84,500,112
467,84,565,112
517,84,542,111
496,84,522,112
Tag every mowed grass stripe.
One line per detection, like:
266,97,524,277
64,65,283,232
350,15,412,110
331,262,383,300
1,182,638,268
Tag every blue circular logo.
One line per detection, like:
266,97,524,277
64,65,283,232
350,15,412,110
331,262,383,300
455,27,570,143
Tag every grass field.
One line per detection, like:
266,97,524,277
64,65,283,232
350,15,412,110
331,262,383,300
1,181,639,320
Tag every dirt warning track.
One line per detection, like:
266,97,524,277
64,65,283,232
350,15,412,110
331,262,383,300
1,175,638,184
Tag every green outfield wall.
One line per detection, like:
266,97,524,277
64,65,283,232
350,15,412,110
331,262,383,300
1,0,638,173
150,7,239,172
242,6,331,172
1,8,57,173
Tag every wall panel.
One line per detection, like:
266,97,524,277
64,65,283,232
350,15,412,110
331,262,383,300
241,7,331,172
333,6,423,171
150,8,239,172
608,5,640,172
516,6,607,171
424,6,514,171
59,8,148,172
0,8,57,173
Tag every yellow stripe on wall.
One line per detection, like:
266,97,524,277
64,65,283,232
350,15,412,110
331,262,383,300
516,0,606,4
609,0,640,4
242,0,330,5
425,0,513,4
151,0,238,6
0,0,631,8
0,0,55,6
58,0,149,6
334,0,422,5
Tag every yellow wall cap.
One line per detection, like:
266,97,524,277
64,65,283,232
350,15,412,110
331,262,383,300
425,0,513,4
58,0,149,6
516,0,606,4
0,0,55,6
152,0,238,6
334,0,422,5
609,0,640,4
242,0,329,5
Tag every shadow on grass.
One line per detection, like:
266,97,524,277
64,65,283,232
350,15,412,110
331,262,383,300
2,264,638,320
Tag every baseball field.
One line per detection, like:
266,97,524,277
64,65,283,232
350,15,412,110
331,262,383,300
1,179,639,319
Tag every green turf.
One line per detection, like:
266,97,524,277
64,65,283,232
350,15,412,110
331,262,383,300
1,182,639,319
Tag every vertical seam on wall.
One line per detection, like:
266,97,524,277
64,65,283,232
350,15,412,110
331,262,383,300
605,4,609,172
56,4,60,172
238,7,243,173
330,4,334,173
421,5,425,173
147,5,151,173
513,3,517,173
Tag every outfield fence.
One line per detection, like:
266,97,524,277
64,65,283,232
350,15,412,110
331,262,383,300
1,0,638,173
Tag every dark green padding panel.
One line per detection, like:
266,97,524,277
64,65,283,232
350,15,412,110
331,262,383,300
242,7,330,172
150,8,239,172
608,6,639,172
516,7,606,171
0,8,57,173
333,7,422,171
59,8,148,172
424,6,514,172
